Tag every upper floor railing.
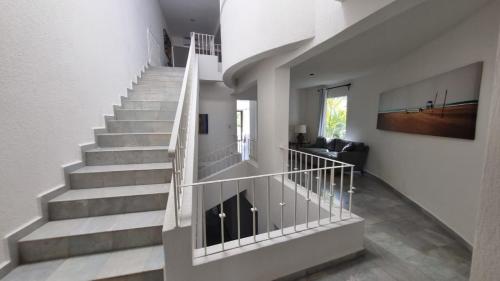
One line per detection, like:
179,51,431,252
168,33,199,227
192,32,222,62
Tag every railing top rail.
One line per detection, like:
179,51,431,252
182,164,353,188
281,146,352,167
168,34,195,155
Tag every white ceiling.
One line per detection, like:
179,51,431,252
159,0,220,40
291,0,492,89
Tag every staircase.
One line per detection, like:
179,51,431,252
2,66,185,281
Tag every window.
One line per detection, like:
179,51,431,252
323,96,347,139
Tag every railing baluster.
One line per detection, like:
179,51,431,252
251,179,257,242
349,166,354,218
280,173,285,235
294,170,298,231
267,176,271,238
318,168,321,226
306,171,310,228
339,166,344,221
219,182,225,250
202,184,207,256
329,166,334,222
237,180,241,246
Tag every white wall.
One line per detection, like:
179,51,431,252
347,1,500,244
470,20,500,281
220,0,315,76
198,82,236,158
0,0,167,265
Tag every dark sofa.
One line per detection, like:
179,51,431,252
297,137,369,173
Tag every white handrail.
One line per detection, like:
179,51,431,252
168,33,197,227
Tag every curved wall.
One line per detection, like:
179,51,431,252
220,0,315,79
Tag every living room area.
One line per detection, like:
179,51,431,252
286,0,500,279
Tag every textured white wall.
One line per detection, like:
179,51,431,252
470,18,500,281
0,0,167,264
347,1,500,244
198,82,236,158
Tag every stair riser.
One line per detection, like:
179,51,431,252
86,149,170,166
19,226,162,263
70,169,172,189
95,269,163,281
97,134,171,147
122,101,178,110
127,93,179,101
107,121,173,133
137,79,182,85
49,193,168,220
114,110,176,121
134,82,182,88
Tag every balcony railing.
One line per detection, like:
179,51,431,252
183,147,356,257
192,32,222,62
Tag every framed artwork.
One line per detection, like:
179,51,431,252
377,62,483,140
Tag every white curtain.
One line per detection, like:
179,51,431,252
317,88,327,137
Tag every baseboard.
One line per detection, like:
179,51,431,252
363,170,473,252
274,249,366,281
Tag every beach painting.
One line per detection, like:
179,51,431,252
377,62,483,140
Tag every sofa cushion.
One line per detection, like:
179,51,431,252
326,139,336,151
300,147,329,155
333,139,349,152
312,137,327,148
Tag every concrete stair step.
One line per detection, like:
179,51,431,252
121,100,178,110
49,184,169,220
127,92,180,101
106,120,174,133
86,146,170,166
136,78,182,85
96,132,171,147
18,210,164,263
114,109,176,121
3,245,164,281
70,163,172,189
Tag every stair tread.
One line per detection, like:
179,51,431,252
87,146,169,153
72,163,172,174
2,245,164,281
50,183,170,202
97,132,171,136
20,210,165,242
106,120,174,123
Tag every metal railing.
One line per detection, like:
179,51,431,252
192,32,221,60
183,147,356,257
168,33,198,227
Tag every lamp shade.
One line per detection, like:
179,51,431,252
295,125,307,134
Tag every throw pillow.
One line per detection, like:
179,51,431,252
341,142,355,152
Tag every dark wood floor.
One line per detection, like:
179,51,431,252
293,173,472,281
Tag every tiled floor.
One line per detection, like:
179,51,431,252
294,174,472,281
